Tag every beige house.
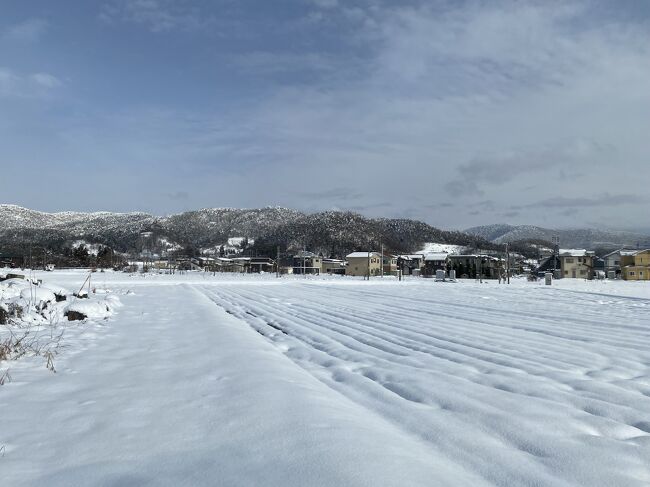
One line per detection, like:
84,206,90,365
345,252,382,277
559,249,594,279
622,250,650,280
321,258,345,275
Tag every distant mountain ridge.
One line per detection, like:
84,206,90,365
0,204,485,258
464,223,650,250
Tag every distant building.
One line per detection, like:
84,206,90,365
249,257,276,273
397,254,426,275
423,253,448,276
345,252,382,277
321,258,345,275
559,249,595,279
448,255,502,279
602,249,637,276
231,257,251,273
292,251,322,275
621,250,650,280
382,254,398,276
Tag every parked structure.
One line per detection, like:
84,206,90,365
345,252,382,277
621,250,650,280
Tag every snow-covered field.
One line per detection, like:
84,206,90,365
2,270,650,486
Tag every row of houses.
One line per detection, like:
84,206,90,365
342,252,505,279
339,248,650,280
536,248,650,280
610,249,650,280
134,245,650,281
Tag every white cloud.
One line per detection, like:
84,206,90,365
3,18,48,43
0,68,21,96
5,1,649,228
159,0,648,228
100,0,215,32
310,0,339,9
31,73,62,88
0,68,62,97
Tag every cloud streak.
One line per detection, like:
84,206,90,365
3,18,48,43
524,193,646,209
0,68,62,97
100,0,215,32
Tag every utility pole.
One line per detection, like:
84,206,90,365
552,235,560,278
475,241,482,284
367,250,371,280
276,246,280,278
380,243,384,278
506,242,510,284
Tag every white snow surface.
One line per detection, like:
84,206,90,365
2,270,650,486
420,242,467,254
20,287,56,305
65,297,117,320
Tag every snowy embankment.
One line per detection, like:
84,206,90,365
1,270,649,486
1,272,120,378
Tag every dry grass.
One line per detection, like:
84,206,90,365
0,369,11,385
0,316,63,383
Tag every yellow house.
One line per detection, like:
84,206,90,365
559,249,594,279
622,250,650,280
345,252,382,277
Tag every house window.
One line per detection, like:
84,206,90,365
614,260,620,265
630,271,635,276
566,258,574,264
564,270,568,275
580,269,586,275
640,272,644,277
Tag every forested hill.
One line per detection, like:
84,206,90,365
0,204,497,258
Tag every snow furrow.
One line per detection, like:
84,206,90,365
196,280,650,487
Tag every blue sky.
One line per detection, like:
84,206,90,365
1,0,649,230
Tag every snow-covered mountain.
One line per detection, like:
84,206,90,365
0,205,487,258
464,223,650,249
